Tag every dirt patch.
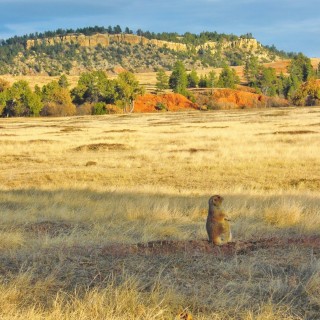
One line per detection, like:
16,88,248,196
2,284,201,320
73,143,127,152
60,127,82,132
134,93,198,112
104,129,136,133
262,111,289,117
184,125,229,129
100,236,320,257
28,139,56,143
169,148,210,153
85,161,97,166
273,130,318,135
24,221,73,237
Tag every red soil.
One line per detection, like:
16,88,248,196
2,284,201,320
213,89,268,108
194,88,288,109
134,93,198,112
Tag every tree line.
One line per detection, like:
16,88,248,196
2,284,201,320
156,54,320,106
0,71,143,117
1,53,318,118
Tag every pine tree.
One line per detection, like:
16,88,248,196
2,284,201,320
169,61,188,95
187,69,199,88
217,65,240,89
155,68,169,93
288,53,314,82
244,56,260,87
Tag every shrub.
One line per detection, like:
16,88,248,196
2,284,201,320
41,102,76,117
155,102,168,111
76,103,93,115
209,101,239,110
93,102,106,115
105,104,121,114
266,97,289,108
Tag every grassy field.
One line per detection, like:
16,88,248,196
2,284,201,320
0,107,320,319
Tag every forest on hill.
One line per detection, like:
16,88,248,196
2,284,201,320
0,26,295,76
0,52,319,117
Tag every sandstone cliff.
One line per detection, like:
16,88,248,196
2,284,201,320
196,38,261,53
26,33,188,51
26,33,261,55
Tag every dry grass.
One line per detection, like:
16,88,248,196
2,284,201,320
0,107,320,319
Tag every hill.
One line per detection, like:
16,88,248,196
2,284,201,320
0,27,292,76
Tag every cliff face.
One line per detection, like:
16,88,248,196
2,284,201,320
197,38,261,53
26,33,110,49
26,33,188,51
26,33,260,54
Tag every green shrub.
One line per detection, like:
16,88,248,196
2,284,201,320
155,102,167,111
93,102,106,115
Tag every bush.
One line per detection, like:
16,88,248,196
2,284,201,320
41,102,76,117
266,97,289,108
76,103,93,115
93,102,106,115
155,102,168,111
105,104,121,114
208,101,239,110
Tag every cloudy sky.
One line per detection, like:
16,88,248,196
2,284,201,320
0,0,319,57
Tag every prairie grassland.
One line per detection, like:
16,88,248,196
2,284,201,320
0,107,320,319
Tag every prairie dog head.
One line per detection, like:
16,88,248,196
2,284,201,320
208,195,224,207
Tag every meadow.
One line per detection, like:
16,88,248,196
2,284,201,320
0,107,319,319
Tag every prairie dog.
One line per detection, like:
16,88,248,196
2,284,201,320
206,195,232,245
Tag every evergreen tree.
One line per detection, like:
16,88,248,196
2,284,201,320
58,74,70,88
217,65,240,89
283,75,301,99
155,68,169,93
244,56,260,86
198,75,208,88
257,67,278,96
169,61,188,95
288,53,314,82
71,71,115,104
187,69,199,88
207,70,216,90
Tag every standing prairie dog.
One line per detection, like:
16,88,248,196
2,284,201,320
206,195,232,245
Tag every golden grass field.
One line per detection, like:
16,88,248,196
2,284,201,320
0,107,320,319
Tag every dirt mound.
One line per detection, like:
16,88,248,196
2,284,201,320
73,143,127,152
134,93,198,112
100,236,320,257
195,89,288,109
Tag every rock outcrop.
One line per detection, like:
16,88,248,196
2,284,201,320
26,33,188,51
196,38,261,54
26,33,260,54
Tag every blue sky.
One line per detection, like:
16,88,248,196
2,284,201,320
0,0,319,57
